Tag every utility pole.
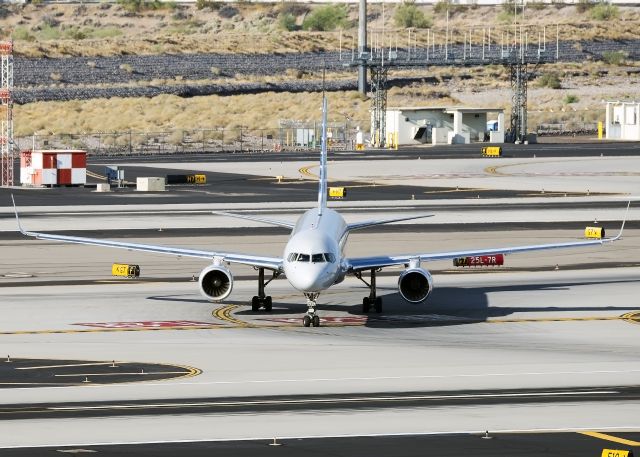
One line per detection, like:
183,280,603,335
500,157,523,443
357,0,368,94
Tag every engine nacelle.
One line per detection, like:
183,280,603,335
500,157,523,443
398,268,433,303
199,265,233,301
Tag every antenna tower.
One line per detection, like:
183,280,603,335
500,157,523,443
1,40,14,187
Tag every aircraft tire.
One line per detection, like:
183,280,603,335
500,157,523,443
303,315,312,327
362,297,371,313
374,297,382,313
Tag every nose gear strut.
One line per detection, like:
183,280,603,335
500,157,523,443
303,292,321,327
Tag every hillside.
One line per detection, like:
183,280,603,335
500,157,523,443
1,1,639,141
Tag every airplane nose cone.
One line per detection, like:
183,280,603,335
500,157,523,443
289,272,321,292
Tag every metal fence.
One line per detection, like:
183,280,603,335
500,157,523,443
15,124,362,156
536,122,599,136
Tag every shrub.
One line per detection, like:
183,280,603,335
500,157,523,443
41,14,60,28
38,24,62,40
278,12,298,31
394,1,432,28
433,0,465,15
302,4,347,31
590,2,619,20
64,27,88,40
564,94,579,104
279,2,310,17
602,50,626,65
218,5,238,19
576,0,595,13
196,0,221,10
91,27,122,39
537,72,561,89
117,0,174,13
12,26,36,42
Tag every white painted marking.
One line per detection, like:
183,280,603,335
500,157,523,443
53,372,189,377
5,368,640,391
18,362,117,370
2,426,640,449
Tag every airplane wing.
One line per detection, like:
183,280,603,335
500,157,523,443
12,197,282,271
346,202,630,272
346,214,434,231
213,211,295,229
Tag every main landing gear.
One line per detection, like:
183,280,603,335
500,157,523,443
251,268,279,312
355,268,382,314
303,292,321,327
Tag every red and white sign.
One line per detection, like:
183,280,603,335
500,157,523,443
75,320,219,329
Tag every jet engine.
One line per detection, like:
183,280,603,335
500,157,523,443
199,265,233,301
398,268,433,303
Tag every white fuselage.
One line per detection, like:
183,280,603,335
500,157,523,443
282,208,348,293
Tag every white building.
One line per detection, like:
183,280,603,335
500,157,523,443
605,101,640,141
380,106,505,146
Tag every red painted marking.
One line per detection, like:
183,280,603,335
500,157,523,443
259,316,368,325
74,321,218,329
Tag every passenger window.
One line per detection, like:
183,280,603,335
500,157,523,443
298,254,310,262
324,253,336,263
312,253,325,263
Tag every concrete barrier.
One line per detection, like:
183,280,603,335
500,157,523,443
137,177,165,192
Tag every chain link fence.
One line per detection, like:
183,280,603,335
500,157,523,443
15,123,364,156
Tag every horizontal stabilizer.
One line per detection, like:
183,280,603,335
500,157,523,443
213,211,295,229
346,214,434,232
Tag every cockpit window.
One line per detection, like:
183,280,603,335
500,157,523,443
311,253,325,263
287,253,298,262
324,253,336,263
297,254,310,262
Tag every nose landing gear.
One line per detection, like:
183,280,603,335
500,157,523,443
355,268,383,314
250,268,279,312
303,292,321,327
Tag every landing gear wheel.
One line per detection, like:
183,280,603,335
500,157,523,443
362,297,371,313
264,296,273,312
312,315,320,327
374,297,382,313
251,296,260,312
303,315,311,327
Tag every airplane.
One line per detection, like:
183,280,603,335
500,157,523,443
12,97,630,327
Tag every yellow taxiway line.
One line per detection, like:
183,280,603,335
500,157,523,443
0,311,638,336
579,431,640,446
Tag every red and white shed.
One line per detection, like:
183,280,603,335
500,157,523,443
20,150,87,186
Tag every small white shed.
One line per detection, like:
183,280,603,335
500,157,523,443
605,101,640,141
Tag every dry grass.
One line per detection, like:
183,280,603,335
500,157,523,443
13,91,372,135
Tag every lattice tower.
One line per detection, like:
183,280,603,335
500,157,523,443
1,41,14,187
370,66,388,148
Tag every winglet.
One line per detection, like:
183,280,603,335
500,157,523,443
610,200,631,241
11,194,27,235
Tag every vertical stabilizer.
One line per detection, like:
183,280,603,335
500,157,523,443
318,96,328,215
